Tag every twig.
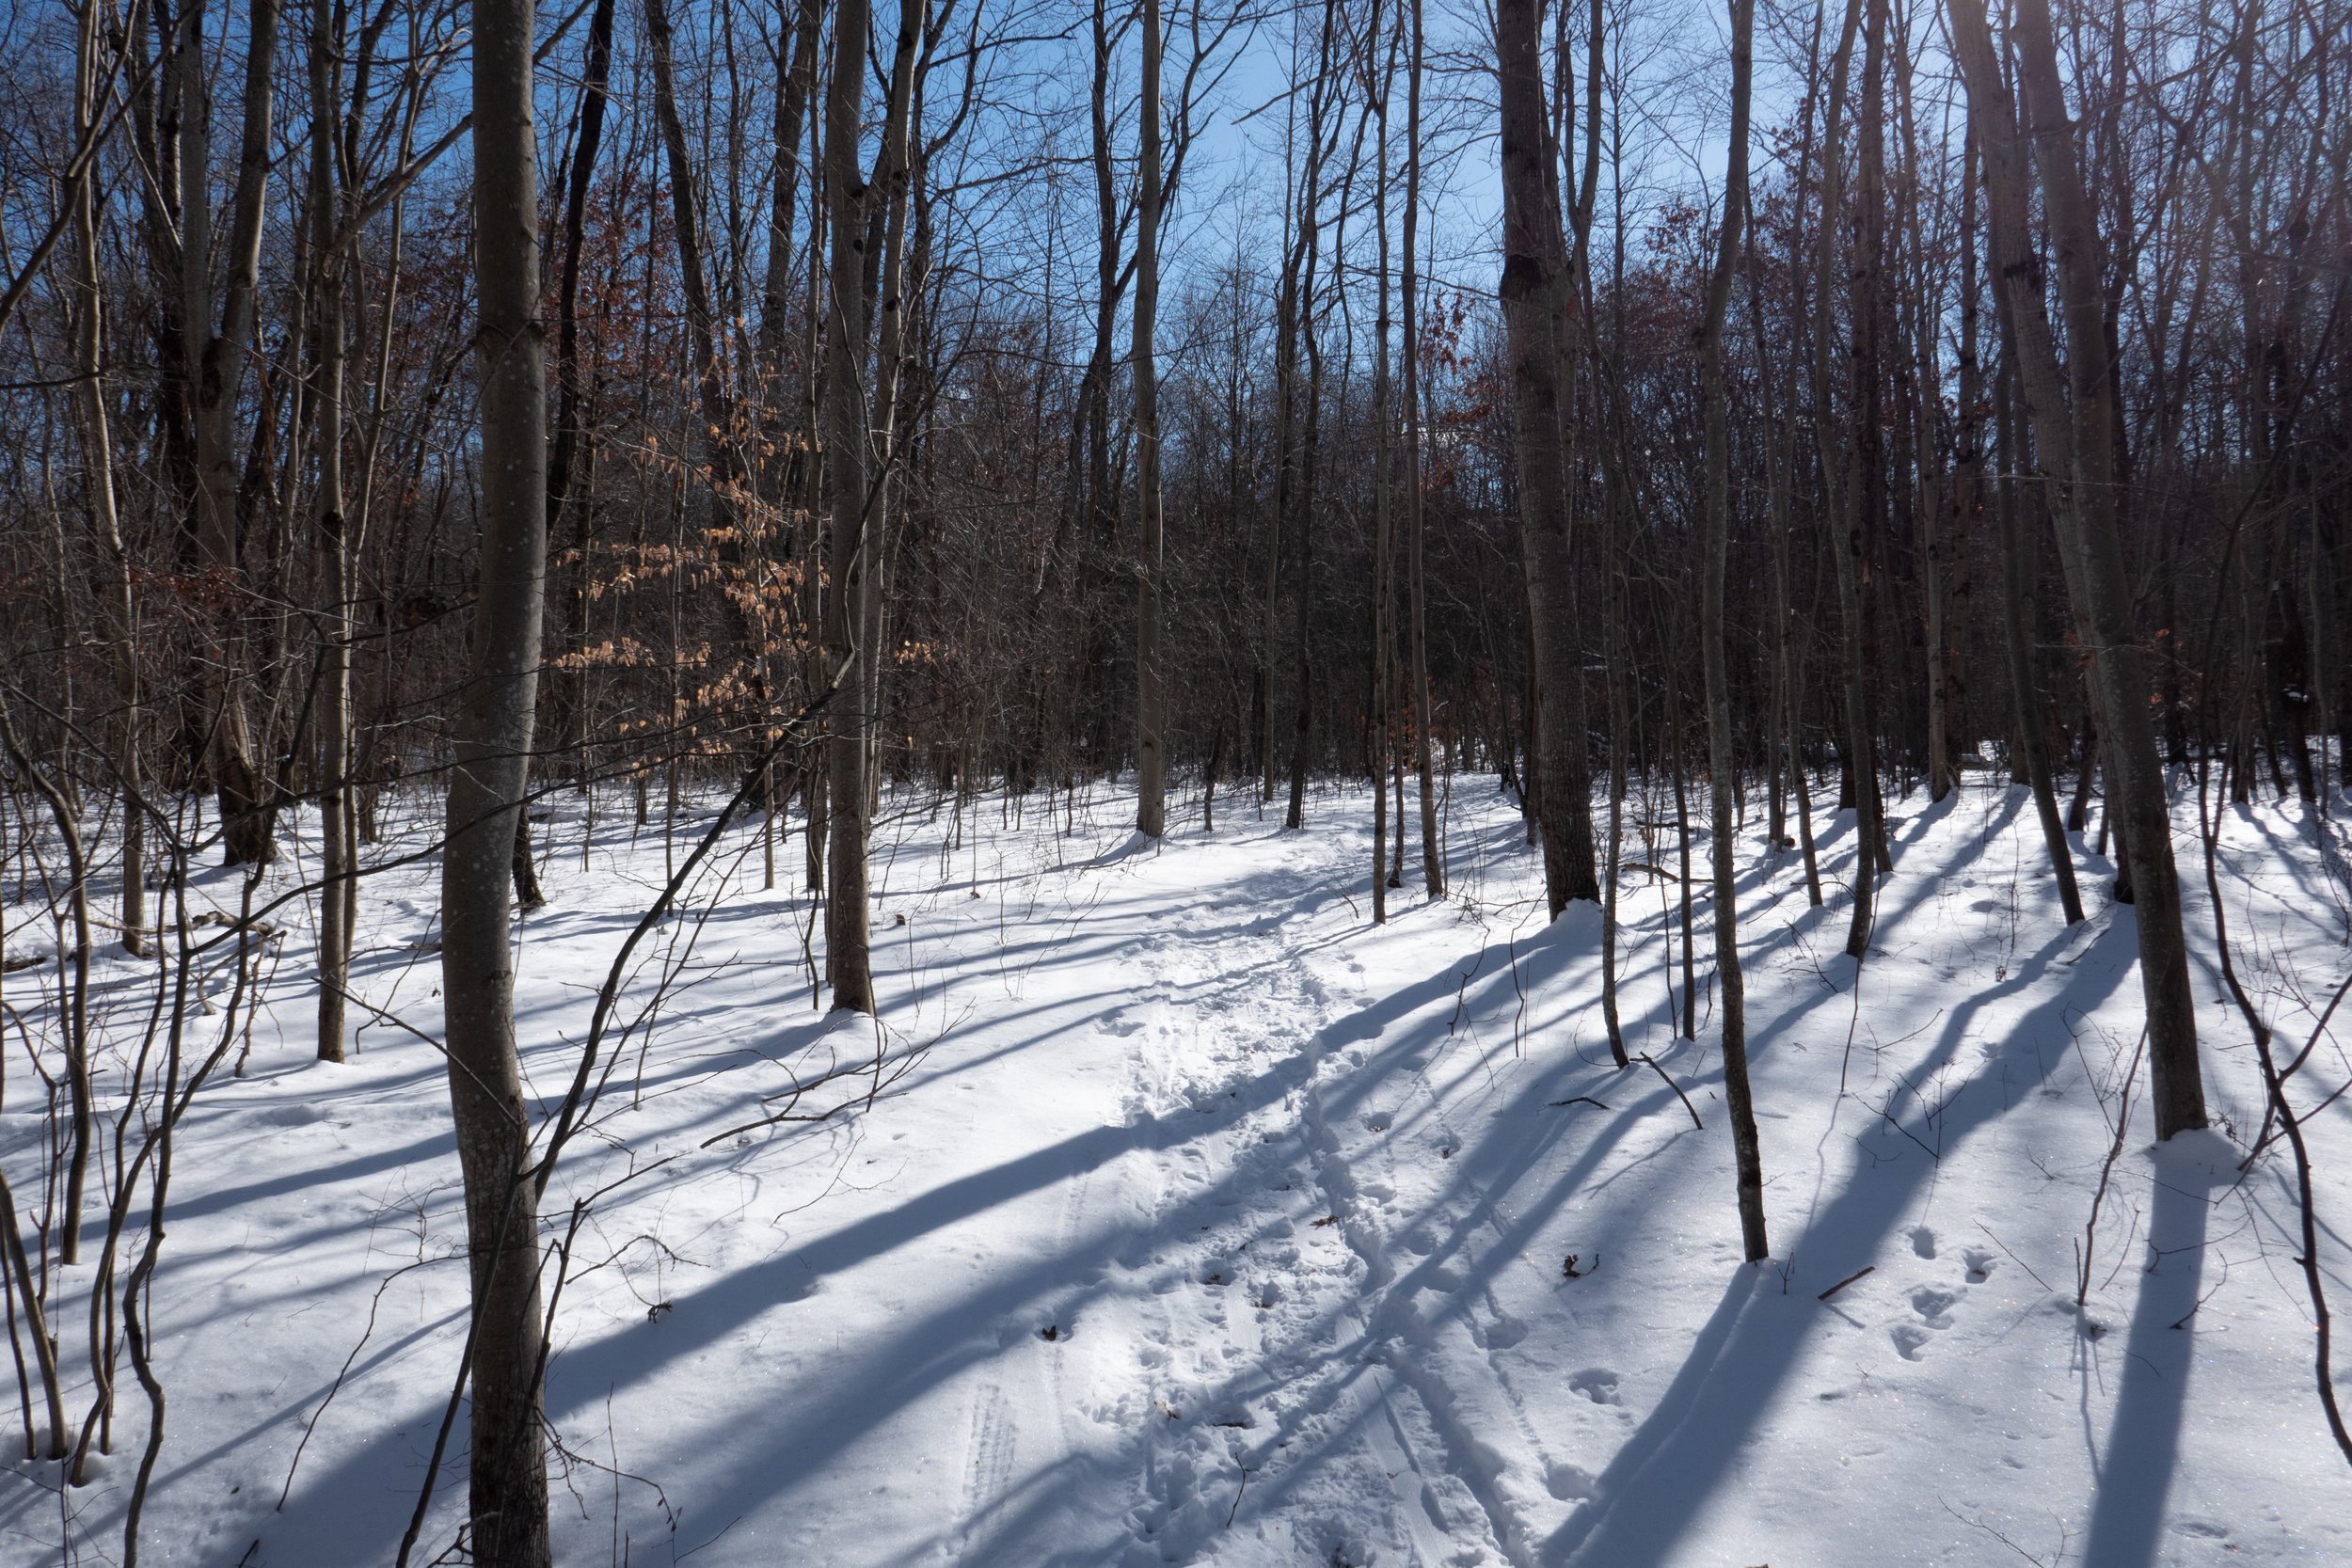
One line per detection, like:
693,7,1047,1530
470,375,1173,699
1817,1264,1875,1302
1938,1497,2061,1566
2076,1028,2146,1306
1868,1085,1941,1164
1975,1221,2054,1293
1637,1053,1703,1129
1547,1096,1612,1111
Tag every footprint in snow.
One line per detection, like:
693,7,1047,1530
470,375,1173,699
1567,1368,1621,1405
1545,1461,1597,1501
1472,1313,1529,1351
1910,1286,1958,1327
1909,1225,1937,1259
1890,1284,1959,1358
1962,1247,1996,1283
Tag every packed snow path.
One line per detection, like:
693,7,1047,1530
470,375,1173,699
6,781,2349,1566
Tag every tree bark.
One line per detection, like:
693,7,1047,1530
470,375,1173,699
179,0,283,867
1807,0,1875,957
1134,0,1166,837
1951,0,2206,1136
1367,4,1396,918
1699,0,1766,1262
1402,0,1440,895
1992,309,2085,924
1496,0,1597,916
310,0,354,1061
70,0,145,957
441,0,553,1551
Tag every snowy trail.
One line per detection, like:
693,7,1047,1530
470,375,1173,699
1063,823,1509,1567
7,782,2350,1568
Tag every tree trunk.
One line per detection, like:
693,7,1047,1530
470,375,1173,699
1402,0,1440,895
310,0,354,1061
1496,0,1597,915
441,0,554,1551
645,0,741,503
1993,315,2085,923
70,0,145,957
815,0,918,1012
1368,8,1396,919
1698,0,1766,1262
1808,0,1875,957
179,0,283,867
1134,0,1166,837
1951,0,2206,1137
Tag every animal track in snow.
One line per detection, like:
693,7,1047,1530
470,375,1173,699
943,1386,1016,1563
1909,1287,1958,1327
1545,1461,1597,1500
1471,1313,1528,1351
1567,1368,1622,1405
1909,1225,1938,1259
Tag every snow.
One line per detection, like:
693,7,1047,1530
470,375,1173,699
4,772,2349,1566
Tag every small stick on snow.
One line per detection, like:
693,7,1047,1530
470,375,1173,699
1974,1222,2055,1293
1817,1265,1875,1302
1638,1053,1704,1129
1548,1096,1612,1111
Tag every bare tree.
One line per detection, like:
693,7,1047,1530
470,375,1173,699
821,0,881,1010
1698,0,1766,1261
1950,0,2207,1136
438,0,555,1555
1401,0,1439,896
67,0,144,958
1135,0,1167,837
177,0,283,867
1496,0,1598,917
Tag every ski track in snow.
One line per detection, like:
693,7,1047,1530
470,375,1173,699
4,780,2350,1567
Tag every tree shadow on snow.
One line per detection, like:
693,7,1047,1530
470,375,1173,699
2078,1137,2228,1568
1541,915,2136,1568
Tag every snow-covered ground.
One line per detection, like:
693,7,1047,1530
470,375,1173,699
4,768,2349,1567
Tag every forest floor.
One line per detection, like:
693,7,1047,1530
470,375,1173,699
4,768,2350,1567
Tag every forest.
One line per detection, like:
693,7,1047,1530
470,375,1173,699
0,0,2346,1556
